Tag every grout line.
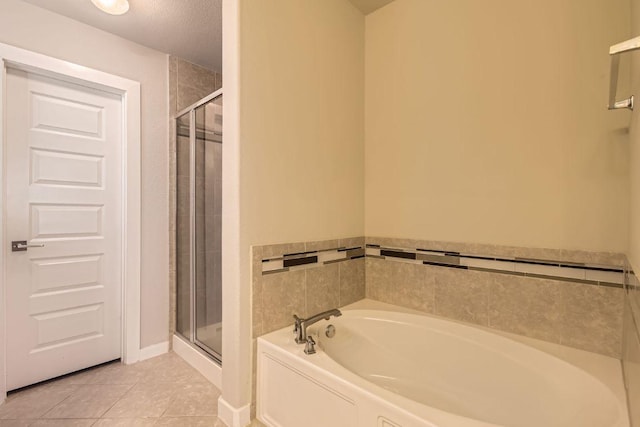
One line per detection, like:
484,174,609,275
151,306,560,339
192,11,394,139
304,269,308,317
337,261,342,308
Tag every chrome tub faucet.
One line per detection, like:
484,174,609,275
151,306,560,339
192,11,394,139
293,308,342,353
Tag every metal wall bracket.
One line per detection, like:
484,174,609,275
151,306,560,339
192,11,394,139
608,36,640,111
609,95,634,111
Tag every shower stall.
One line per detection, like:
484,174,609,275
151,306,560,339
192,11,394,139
175,90,223,362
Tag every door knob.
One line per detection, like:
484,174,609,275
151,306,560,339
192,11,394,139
11,241,45,252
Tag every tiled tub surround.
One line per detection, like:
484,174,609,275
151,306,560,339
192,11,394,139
364,237,625,358
252,237,366,338
250,237,366,417
623,269,640,427
366,245,625,288
250,236,626,421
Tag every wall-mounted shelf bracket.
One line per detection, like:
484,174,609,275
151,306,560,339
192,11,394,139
608,36,640,111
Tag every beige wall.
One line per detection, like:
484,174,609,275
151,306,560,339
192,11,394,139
0,0,170,348
631,0,640,275
365,0,630,253
240,0,365,248
236,0,365,413
626,1,640,426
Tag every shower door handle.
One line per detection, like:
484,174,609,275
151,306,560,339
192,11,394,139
11,241,45,252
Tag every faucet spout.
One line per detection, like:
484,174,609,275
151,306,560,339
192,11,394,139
293,308,342,344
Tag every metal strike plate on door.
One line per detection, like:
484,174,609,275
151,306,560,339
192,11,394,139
11,241,45,252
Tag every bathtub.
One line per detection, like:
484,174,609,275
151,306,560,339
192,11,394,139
256,300,629,427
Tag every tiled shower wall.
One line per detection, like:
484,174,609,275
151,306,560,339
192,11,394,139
169,57,222,337
623,268,640,426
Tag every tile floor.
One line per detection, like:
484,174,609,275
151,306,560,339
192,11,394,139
0,352,230,426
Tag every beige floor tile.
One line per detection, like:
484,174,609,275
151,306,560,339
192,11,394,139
93,419,158,426
0,420,31,426
162,383,220,417
44,385,132,419
84,362,146,386
30,420,96,426
136,354,207,385
0,384,79,420
46,369,98,387
102,383,177,418
155,417,221,426
0,352,222,427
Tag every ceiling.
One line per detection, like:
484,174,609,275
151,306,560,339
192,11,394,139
348,0,395,14
20,0,222,71
19,0,394,72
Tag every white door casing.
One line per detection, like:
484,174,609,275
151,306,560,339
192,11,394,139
5,69,122,390
0,42,141,400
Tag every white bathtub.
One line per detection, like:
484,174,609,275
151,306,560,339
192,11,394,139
256,300,629,427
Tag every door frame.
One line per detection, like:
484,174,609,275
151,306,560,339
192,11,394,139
0,42,142,401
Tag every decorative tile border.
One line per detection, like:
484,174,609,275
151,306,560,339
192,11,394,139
366,244,624,288
261,246,365,275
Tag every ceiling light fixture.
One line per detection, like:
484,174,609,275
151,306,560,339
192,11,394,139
91,0,130,15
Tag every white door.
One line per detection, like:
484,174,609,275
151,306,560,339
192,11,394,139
5,68,122,390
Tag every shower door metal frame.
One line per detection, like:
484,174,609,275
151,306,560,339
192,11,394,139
175,88,223,364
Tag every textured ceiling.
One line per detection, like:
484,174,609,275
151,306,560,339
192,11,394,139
20,0,222,71
348,0,395,15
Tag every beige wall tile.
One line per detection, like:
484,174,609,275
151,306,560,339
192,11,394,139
261,242,305,259
174,58,217,113
253,236,625,364
168,56,177,116
434,268,490,326
261,269,306,334
177,84,210,113
366,258,434,313
364,237,624,267
252,246,264,338
340,258,365,306
305,239,340,252
489,275,564,344
306,264,340,314
339,236,365,248
560,283,623,357
177,59,216,93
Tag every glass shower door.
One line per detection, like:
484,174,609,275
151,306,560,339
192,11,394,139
176,113,192,340
175,92,222,362
194,96,223,357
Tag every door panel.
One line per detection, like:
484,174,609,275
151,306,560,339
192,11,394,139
31,149,104,187
5,68,122,390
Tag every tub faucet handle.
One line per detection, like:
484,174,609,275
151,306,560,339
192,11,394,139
293,314,304,342
304,336,316,355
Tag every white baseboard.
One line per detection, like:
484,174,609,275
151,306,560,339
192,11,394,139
138,340,169,361
218,396,251,427
172,334,221,389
